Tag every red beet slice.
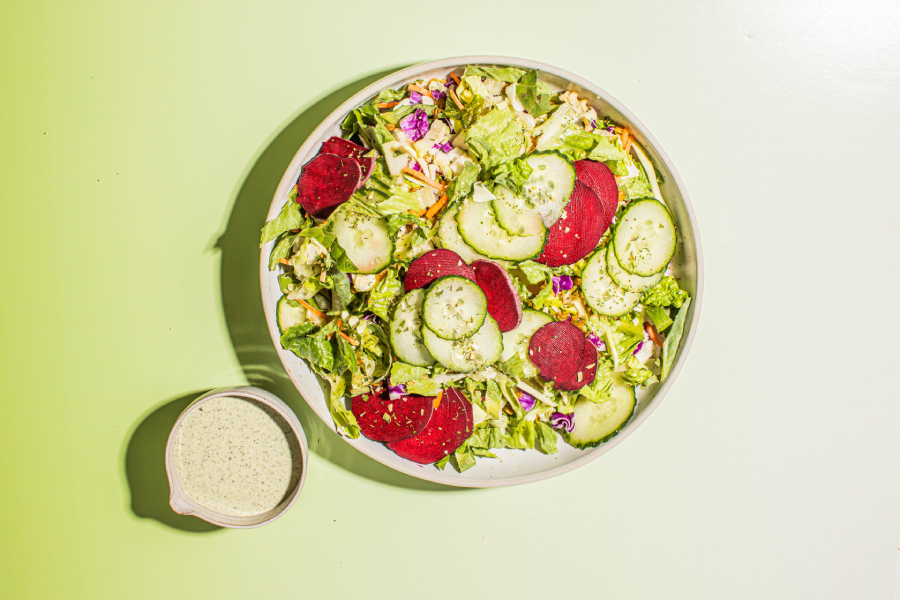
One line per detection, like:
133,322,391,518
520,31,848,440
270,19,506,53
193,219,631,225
404,249,476,293
388,387,473,464
574,159,619,224
320,136,375,187
351,389,434,443
536,181,609,267
555,339,599,391
528,321,587,384
296,153,361,218
472,260,522,332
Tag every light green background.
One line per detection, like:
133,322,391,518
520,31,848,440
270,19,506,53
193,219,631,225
2,1,899,598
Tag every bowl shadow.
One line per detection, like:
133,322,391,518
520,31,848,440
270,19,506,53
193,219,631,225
124,391,223,533
213,67,467,493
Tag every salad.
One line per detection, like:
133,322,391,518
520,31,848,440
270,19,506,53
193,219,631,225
260,65,692,472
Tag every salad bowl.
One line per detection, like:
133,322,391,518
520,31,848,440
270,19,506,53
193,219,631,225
259,56,703,487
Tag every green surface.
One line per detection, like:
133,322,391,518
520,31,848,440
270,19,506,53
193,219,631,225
2,1,900,599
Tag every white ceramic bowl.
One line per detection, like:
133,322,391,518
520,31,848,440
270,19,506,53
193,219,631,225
259,56,703,488
165,387,308,528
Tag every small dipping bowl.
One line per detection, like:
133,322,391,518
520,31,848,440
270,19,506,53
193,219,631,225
164,387,308,528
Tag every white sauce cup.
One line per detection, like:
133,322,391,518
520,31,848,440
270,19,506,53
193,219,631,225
164,387,308,528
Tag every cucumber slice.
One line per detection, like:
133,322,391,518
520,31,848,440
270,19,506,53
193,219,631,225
277,296,308,334
523,151,576,226
422,276,487,340
612,198,676,277
389,289,436,367
491,185,544,238
499,308,553,363
581,247,641,317
435,204,492,264
422,315,503,372
605,244,664,293
457,200,546,261
332,209,393,274
564,375,636,449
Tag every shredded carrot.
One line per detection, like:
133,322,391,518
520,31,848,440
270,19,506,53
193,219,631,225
450,72,461,85
375,101,400,109
408,208,427,217
448,87,463,109
434,391,443,409
338,331,359,346
425,194,448,219
645,322,664,348
278,258,292,266
296,298,327,321
408,83,427,94
385,123,395,130
402,166,445,191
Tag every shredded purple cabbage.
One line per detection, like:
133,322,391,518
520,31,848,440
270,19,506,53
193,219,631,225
550,412,576,433
400,108,429,142
605,126,615,133
388,384,406,400
346,273,353,285
411,162,421,172
517,393,536,412
431,89,445,102
361,314,379,323
587,333,606,351
633,340,646,355
434,141,453,153
590,119,597,129
552,275,573,294
409,91,422,104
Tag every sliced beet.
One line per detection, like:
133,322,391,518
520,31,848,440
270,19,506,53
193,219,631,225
528,321,587,384
472,260,522,332
536,181,609,267
296,153,361,218
555,340,599,391
388,387,473,464
351,389,434,443
320,136,375,186
574,159,619,224
404,249,476,293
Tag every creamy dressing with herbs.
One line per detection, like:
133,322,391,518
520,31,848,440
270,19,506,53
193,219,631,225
175,396,302,517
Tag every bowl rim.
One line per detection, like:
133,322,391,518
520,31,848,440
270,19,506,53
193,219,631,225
164,386,309,528
258,55,704,488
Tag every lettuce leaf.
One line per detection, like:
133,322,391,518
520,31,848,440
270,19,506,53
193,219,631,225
579,356,614,403
534,421,558,454
621,355,656,388
518,260,553,285
365,268,402,320
324,374,360,438
268,232,298,271
515,70,554,117
644,305,673,332
280,324,334,371
445,162,480,204
619,176,653,201
372,186,423,215
390,362,430,385
661,297,691,381
462,66,526,83
484,157,533,196
464,108,526,168
260,199,303,246
642,276,689,308
497,352,537,379
406,378,442,396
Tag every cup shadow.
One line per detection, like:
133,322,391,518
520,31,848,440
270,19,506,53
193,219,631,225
213,67,467,493
124,391,223,533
